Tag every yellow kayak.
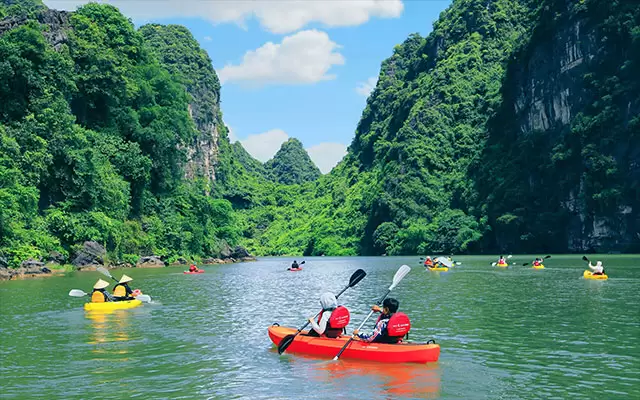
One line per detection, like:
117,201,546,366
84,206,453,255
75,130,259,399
533,265,545,269
427,267,449,272
583,270,608,280
84,299,142,311
496,263,508,267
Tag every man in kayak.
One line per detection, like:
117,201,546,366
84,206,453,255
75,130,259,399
533,258,542,267
91,279,114,303
423,257,433,267
588,260,605,275
112,274,135,300
306,292,350,338
188,264,199,272
353,298,410,344
497,256,506,265
291,260,300,270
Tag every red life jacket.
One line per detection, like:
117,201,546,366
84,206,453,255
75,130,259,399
318,306,350,338
533,260,540,266
376,312,411,343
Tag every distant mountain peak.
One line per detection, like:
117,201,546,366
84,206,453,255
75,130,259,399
265,138,320,185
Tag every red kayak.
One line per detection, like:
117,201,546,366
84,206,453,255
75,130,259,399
268,325,440,363
288,268,303,271
184,270,204,274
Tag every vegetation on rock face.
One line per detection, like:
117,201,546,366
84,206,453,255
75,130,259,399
0,1,239,267
265,138,321,185
1,0,637,264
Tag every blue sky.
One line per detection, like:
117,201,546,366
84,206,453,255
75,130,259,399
47,0,452,172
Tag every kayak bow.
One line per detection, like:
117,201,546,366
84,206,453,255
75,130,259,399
583,270,608,280
84,299,142,311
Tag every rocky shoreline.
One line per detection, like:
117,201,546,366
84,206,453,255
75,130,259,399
0,241,256,281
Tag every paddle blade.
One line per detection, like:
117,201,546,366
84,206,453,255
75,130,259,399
545,255,552,259
582,255,589,262
69,289,87,297
96,266,116,281
277,334,297,354
136,294,151,303
389,265,411,290
507,255,513,259
522,263,529,266
348,269,366,287
300,261,306,265
491,262,497,266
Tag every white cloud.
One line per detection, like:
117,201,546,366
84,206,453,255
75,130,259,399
226,126,238,143
218,30,344,86
203,36,212,42
45,0,404,34
239,129,289,162
306,142,348,174
356,76,378,97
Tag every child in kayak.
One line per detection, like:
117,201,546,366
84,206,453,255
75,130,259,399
589,260,605,275
112,274,135,300
353,298,411,344
91,279,114,303
307,292,350,338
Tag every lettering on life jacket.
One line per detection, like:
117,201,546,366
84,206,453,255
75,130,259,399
387,312,411,337
319,306,350,338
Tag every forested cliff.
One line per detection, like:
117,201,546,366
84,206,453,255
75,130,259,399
1,0,638,268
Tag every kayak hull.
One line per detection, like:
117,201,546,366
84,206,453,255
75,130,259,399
533,265,545,269
583,270,608,280
496,263,509,267
288,268,303,271
268,325,440,364
184,270,204,274
84,299,142,311
427,267,448,272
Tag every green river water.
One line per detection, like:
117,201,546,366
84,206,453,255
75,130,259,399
1,255,639,399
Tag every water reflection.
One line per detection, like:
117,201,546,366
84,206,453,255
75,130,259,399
86,309,132,363
279,352,441,398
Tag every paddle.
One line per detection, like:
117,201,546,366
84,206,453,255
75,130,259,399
96,267,152,303
491,255,512,267
277,268,366,355
523,255,551,266
69,289,89,297
332,264,411,361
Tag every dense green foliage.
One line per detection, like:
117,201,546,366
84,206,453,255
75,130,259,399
0,2,239,266
264,138,321,185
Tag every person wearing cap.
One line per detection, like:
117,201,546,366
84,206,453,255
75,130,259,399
112,274,135,300
91,279,114,303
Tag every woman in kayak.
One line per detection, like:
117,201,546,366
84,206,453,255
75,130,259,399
112,274,135,300
588,260,605,275
423,257,433,267
91,279,114,303
353,298,411,344
307,292,350,338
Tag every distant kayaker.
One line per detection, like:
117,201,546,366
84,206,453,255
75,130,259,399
533,258,542,267
91,279,114,303
353,298,411,344
424,257,433,267
498,256,506,265
589,260,605,275
112,274,135,300
189,264,198,272
291,260,300,270
307,292,350,338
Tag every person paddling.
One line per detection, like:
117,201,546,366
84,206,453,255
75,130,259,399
307,292,350,338
423,257,433,267
291,260,300,270
91,279,114,303
353,298,411,344
188,264,199,272
112,274,135,300
497,256,506,265
589,260,605,275
533,258,542,267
